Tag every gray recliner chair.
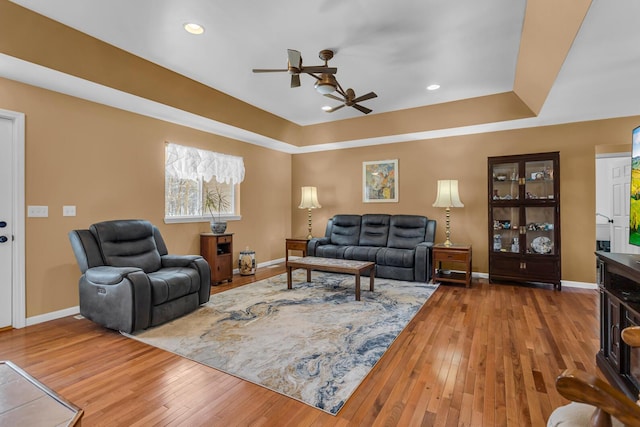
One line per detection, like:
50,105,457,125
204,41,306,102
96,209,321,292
69,219,211,333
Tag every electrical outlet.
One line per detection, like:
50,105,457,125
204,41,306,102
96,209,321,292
27,205,48,217
63,205,76,217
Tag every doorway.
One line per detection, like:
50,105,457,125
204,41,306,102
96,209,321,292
0,109,25,329
596,153,640,255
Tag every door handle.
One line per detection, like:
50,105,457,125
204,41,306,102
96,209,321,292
0,236,8,243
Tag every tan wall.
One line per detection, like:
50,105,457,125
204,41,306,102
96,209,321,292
292,117,639,284
4,70,640,317
1,77,292,317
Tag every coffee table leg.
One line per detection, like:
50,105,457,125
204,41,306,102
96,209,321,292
369,267,375,292
287,266,293,289
355,273,361,301
306,268,311,282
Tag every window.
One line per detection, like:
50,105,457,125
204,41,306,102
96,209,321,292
164,143,244,223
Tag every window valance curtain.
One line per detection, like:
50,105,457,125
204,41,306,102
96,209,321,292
165,143,245,184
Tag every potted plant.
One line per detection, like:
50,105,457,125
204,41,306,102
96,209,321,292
205,184,231,234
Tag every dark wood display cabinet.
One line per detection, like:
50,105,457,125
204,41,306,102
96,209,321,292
200,233,233,284
488,152,561,289
596,251,640,401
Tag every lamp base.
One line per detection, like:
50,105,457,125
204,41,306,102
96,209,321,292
443,207,453,247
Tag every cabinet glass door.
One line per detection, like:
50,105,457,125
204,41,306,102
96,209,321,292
525,207,556,255
524,159,554,200
492,206,520,253
491,162,519,200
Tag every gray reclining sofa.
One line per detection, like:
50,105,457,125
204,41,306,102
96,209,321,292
69,219,211,333
307,214,436,282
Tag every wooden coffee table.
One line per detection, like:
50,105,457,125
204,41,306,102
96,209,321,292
286,256,375,301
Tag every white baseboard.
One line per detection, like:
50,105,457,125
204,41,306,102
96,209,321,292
26,306,79,326
469,271,596,289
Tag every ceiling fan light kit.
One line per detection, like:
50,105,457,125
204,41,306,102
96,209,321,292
314,74,337,94
253,48,377,115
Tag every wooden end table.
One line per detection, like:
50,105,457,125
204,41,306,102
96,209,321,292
285,238,310,262
432,244,472,287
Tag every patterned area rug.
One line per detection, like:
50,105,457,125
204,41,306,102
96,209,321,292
128,271,438,415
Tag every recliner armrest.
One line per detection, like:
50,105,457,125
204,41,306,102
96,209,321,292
161,254,202,268
85,266,142,285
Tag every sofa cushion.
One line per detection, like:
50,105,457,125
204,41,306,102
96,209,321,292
387,215,428,249
148,267,201,305
315,245,349,259
376,248,415,268
329,215,362,246
359,214,390,247
344,246,380,262
91,220,162,273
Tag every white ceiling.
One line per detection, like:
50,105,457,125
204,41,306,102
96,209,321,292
6,0,640,136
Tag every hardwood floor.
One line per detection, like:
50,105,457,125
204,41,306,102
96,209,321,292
0,265,599,426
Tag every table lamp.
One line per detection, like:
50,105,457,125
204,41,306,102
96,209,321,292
432,180,464,246
298,186,321,239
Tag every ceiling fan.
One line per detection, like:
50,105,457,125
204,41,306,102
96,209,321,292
252,49,337,88
324,88,378,115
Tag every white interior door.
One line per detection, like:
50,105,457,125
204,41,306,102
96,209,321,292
610,157,640,254
0,117,13,328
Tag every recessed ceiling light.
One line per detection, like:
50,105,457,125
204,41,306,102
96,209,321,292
426,84,440,91
184,23,204,35
322,106,332,112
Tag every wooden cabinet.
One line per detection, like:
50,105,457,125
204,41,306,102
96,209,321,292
488,152,561,289
431,244,472,287
200,233,233,284
596,252,640,400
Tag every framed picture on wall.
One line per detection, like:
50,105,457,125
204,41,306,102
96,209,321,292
363,159,398,203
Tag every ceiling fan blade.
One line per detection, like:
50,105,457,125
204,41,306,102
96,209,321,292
287,49,302,70
352,92,378,103
352,104,372,114
252,68,289,73
290,74,301,88
302,66,337,74
323,94,344,102
326,104,346,113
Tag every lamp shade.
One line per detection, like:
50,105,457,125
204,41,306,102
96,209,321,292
298,186,321,209
432,180,464,208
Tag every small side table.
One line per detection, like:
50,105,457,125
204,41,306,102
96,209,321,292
432,243,472,287
201,233,233,284
285,238,310,262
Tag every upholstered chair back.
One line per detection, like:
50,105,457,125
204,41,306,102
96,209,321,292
90,220,162,273
387,215,429,249
329,215,362,246
359,214,391,247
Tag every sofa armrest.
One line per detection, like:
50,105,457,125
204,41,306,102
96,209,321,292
85,266,142,284
414,242,434,282
307,237,330,256
161,254,201,268
191,257,212,304
81,266,151,333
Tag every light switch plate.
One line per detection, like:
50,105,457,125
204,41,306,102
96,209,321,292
63,205,76,217
27,205,48,217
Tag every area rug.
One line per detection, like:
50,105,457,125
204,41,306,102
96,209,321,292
127,271,438,415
